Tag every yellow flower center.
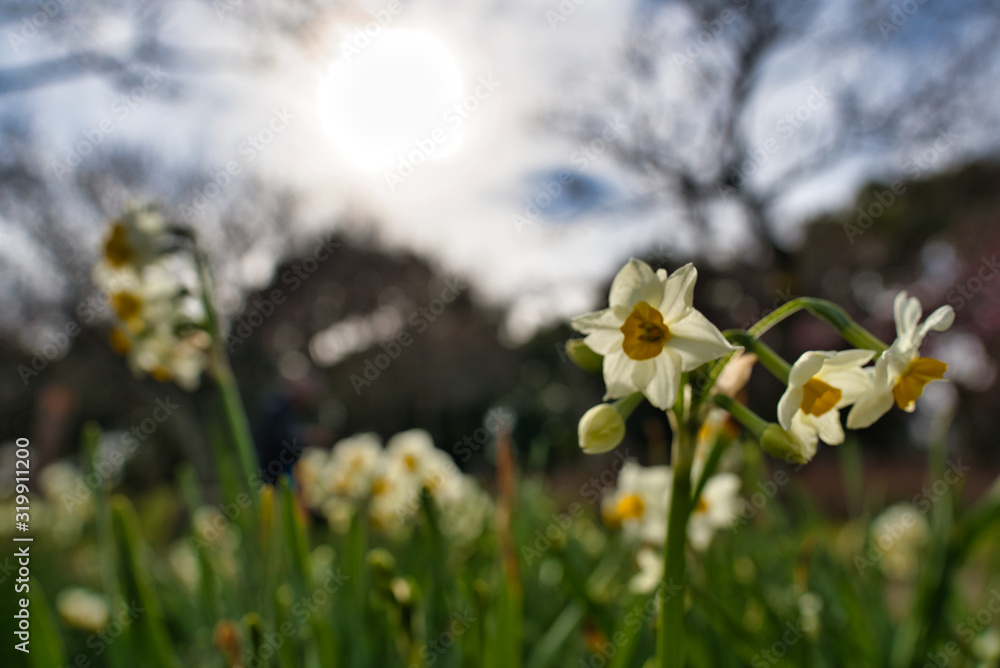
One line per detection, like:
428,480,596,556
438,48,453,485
620,301,671,361
371,477,388,497
694,497,708,515
403,454,419,472
893,357,947,410
800,377,842,417
108,328,131,355
111,292,142,321
615,493,646,520
103,223,133,267
151,366,173,383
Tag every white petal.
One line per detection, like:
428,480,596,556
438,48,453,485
846,389,894,429
637,465,673,495
617,461,642,490
631,358,656,390
826,349,875,369
602,351,638,399
813,410,845,445
895,292,922,340
777,384,802,430
687,520,714,551
789,415,819,459
643,349,682,410
704,473,740,527
659,263,697,323
609,259,662,310
789,351,831,389
571,309,625,356
916,305,955,342
666,309,737,371
822,367,874,406
572,307,618,333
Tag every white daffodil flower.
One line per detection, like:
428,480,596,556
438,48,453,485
435,476,493,545
56,588,110,633
602,461,671,545
295,448,330,509
629,548,664,594
778,349,875,459
847,292,954,429
100,206,167,271
572,259,738,410
324,433,383,500
130,322,211,390
870,503,929,580
688,472,740,551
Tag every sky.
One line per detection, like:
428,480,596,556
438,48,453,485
2,0,999,346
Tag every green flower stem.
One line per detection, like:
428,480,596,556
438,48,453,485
657,386,696,667
710,394,768,439
802,298,888,352
613,391,644,418
701,297,886,399
192,246,259,493
209,349,259,496
723,331,791,384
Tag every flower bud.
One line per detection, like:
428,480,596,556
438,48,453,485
565,339,603,373
578,404,626,454
759,424,815,465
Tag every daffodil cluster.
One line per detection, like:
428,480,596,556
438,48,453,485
296,429,492,544
602,415,741,593
777,291,953,461
570,258,956,611
93,206,211,390
573,259,955,465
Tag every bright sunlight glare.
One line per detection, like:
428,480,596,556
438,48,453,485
316,29,465,172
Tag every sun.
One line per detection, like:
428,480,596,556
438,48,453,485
316,28,465,172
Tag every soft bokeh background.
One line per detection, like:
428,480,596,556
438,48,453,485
3,2,1000,667
2,0,1000,525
